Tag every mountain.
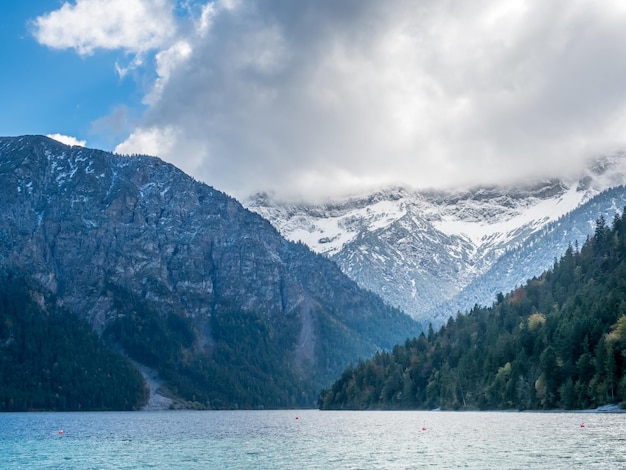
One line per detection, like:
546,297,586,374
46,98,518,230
320,211,626,411
0,135,421,410
247,154,626,325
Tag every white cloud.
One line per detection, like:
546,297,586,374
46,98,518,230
115,125,209,178
115,126,177,156
146,41,193,104
32,0,176,55
47,134,87,147
42,0,626,201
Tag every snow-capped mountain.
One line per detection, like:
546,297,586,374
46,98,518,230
247,152,626,325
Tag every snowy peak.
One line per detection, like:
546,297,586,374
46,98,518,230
249,179,586,258
247,153,626,323
432,182,584,250
249,188,411,256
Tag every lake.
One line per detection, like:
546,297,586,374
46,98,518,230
1,410,625,469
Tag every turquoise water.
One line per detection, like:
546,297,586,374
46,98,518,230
1,410,625,469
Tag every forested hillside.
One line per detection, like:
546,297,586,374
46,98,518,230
320,213,626,410
0,272,147,411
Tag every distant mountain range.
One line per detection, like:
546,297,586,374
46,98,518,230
0,135,420,410
247,152,626,325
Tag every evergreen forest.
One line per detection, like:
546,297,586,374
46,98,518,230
103,286,320,409
320,212,626,411
0,272,148,411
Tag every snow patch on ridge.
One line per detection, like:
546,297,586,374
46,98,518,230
254,197,408,256
433,185,586,248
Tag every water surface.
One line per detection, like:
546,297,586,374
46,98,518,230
1,410,624,469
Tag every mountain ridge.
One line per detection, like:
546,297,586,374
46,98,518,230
247,152,626,324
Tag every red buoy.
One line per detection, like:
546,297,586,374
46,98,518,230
58,430,64,435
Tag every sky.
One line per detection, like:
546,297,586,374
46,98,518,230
2,0,626,202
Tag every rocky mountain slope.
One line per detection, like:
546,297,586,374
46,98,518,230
0,135,421,408
247,153,626,325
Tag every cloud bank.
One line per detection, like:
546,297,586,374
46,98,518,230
35,0,626,201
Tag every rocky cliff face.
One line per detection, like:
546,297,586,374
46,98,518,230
0,135,420,407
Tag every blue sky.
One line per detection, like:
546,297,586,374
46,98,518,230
3,1,626,201
0,2,143,150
